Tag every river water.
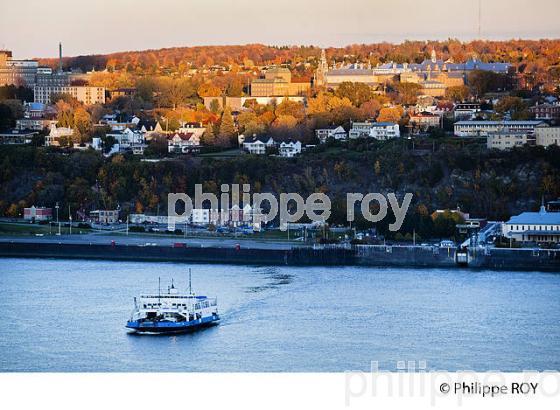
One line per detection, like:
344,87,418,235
0,258,558,372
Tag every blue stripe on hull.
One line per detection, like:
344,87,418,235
126,315,220,333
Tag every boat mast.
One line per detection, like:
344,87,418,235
158,276,161,304
189,268,192,295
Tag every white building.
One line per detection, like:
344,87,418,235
453,103,481,120
409,112,441,131
107,128,146,155
279,140,302,158
167,132,200,154
486,131,535,150
177,122,206,140
34,85,106,105
242,136,276,155
369,123,400,140
503,205,560,244
349,121,374,139
535,127,560,147
315,125,347,143
45,125,74,146
349,121,400,140
454,120,546,137
191,209,210,225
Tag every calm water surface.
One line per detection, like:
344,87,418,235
0,258,559,372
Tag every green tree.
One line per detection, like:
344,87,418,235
495,96,530,119
209,98,221,114
217,106,235,147
468,70,508,97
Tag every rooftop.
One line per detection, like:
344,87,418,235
506,208,560,225
455,120,545,126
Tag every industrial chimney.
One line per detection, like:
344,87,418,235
58,42,63,73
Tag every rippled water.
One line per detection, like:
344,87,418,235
0,258,558,372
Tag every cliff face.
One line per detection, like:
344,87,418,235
0,141,559,225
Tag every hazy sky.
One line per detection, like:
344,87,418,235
1,0,559,59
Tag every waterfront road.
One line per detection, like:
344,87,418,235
0,233,296,250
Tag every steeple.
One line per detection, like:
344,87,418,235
315,48,328,87
540,196,547,214
431,48,437,64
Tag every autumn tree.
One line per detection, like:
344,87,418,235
197,83,222,98
237,111,264,136
157,78,195,109
335,82,374,107
377,106,404,123
359,99,382,119
275,99,305,121
445,85,470,102
395,82,422,105
73,107,92,143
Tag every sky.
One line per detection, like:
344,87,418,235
1,0,560,59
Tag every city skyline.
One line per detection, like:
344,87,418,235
1,0,560,59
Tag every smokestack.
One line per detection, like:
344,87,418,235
58,42,62,73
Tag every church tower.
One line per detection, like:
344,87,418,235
315,49,328,87
431,48,437,64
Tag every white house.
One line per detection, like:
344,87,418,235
503,205,560,244
368,122,400,140
167,132,201,154
315,125,347,143
279,140,302,158
177,122,206,140
106,128,146,154
45,125,74,146
349,121,373,139
242,136,276,155
349,121,400,140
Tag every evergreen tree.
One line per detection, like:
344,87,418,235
217,106,235,147
201,123,216,146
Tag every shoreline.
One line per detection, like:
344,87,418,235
1,239,559,272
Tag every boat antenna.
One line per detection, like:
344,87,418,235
189,268,192,295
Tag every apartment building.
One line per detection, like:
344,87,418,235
34,85,106,105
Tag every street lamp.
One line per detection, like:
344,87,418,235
55,202,60,236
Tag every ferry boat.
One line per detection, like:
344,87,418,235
126,272,219,334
